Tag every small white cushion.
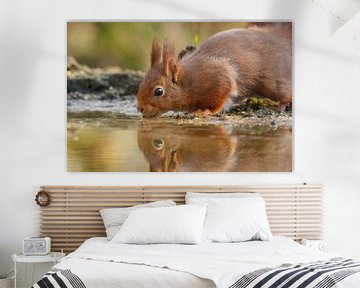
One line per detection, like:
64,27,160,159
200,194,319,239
186,192,259,204
100,200,176,240
111,205,207,244
202,197,272,243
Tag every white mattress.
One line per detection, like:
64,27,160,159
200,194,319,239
53,236,360,288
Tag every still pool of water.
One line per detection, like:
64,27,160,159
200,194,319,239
67,118,292,172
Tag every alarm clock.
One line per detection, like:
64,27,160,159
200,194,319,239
301,239,328,252
23,237,51,255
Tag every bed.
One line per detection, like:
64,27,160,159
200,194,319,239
33,185,360,288
33,236,360,288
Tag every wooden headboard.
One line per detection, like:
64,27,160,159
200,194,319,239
39,184,323,253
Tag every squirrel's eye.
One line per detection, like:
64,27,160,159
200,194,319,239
153,87,164,97
152,139,164,150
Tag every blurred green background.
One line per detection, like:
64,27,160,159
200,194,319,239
67,22,248,71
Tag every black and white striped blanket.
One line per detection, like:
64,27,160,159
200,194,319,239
32,268,86,288
32,258,360,288
229,257,360,288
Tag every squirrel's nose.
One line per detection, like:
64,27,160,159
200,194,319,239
137,104,144,114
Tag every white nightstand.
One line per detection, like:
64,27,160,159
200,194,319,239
12,252,65,288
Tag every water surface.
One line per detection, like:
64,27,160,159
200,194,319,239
67,118,292,172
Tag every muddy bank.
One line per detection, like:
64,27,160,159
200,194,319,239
67,60,292,128
67,58,144,101
67,102,291,129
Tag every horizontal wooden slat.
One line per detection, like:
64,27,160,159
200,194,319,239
43,186,321,189
41,225,104,230
39,185,323,253
41,209,323,214
41,216,323,222
48,197,322,202
41,229,106,233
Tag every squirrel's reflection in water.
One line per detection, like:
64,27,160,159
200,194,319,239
137,121,292,172
137,122,236,172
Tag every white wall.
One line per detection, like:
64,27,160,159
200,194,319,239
1,0,360,286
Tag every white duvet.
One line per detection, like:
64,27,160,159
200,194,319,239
53,237,360,288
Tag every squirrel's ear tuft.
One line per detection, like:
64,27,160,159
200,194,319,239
151,39,161,67
169,58,181,84
161,40,178,80
162,41,170,76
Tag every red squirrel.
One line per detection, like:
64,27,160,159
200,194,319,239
137,24,292,117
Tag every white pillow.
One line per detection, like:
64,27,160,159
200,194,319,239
202,197,272,243
186,192,259,204
100,200,176,240
111,205,207,244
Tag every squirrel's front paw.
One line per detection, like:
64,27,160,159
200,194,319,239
192,109,213,118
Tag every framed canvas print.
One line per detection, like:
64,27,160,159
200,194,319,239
67,22,292,172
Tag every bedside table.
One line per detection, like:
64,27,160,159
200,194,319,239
12,252,65,288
